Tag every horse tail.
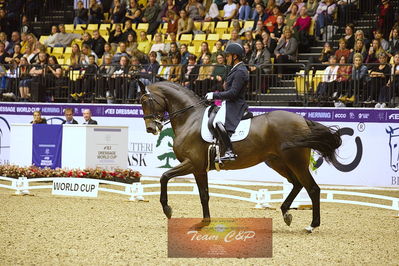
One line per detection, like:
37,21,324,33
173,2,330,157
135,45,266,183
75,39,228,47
282,119,342,163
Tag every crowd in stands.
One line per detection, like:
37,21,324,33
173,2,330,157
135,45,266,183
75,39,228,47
0,0,398,107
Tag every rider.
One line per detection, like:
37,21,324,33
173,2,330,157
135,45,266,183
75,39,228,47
205,43,249,161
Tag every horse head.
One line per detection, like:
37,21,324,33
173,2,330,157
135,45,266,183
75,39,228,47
138,81,167,135
386,126,399,172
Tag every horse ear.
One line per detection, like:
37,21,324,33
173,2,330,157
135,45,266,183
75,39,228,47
137,80,147,95
386,126,393,134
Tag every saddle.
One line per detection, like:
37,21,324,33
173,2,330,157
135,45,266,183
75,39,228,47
204,104,253,172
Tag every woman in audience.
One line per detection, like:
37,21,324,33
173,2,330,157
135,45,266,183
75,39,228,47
366,39,385,64
195,54,214,96
137,31,151,55
210,53,227,92
244,31,255,51
177,9,194,37
182,54,199,90
126,33,138,55
101,43,114,62
165,10,180,35
124,0,142,23
348,39,367,63
70,43,82,70
335,38,351,62
160,0,178,23
197,42,211,65
88,0,104,24
366,52,391,103
306,0,319,16
150,32,165,62
354,29,370,50
168,54,182,83
82,32,93,47
285,4,298,30
157,56,171,81
110,55,130,100
316,55,339,101
249,39,271,93
343,23,355,50
108,24,124,49
271,15,286,42
18,57,31,101
264,7,280,33
185,0,205,21
210,40,224,63
335,55,352,100
314,0,337,41
243,42,253,64
377,52,399,107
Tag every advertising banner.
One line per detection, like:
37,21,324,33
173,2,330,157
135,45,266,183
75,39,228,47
32,124,62,169
1,102,399,187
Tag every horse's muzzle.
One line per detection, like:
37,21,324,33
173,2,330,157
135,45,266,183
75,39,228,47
146,126,158,135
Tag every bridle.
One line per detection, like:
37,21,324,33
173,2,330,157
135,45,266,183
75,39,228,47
141,92,207,126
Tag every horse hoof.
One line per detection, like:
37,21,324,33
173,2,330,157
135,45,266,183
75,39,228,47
283,213,292,226
163,205,172,219
201,218,211,226
304,225,314,233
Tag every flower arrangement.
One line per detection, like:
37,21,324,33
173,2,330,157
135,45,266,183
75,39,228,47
0,165,141,184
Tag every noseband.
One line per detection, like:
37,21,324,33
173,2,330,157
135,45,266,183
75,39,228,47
141,92,207,125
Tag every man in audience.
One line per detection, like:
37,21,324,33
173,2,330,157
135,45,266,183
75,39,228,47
5,31,20,54
142,0,160,35
82,109,98,125
113,41,130,63
45,24,81,47
62,108,78,124
91,30,106,58
252,4,268,30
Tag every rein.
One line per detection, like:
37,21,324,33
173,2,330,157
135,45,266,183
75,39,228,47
141,92,207,125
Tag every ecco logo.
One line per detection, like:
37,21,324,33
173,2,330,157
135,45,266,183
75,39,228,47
334,113,346,118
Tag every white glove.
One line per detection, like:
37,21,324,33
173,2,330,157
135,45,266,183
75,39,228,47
205,92,214,100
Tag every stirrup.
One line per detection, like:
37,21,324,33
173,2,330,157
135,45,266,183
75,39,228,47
220,150,237,161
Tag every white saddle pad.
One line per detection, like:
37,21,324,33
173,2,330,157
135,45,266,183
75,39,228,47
201,106,251,143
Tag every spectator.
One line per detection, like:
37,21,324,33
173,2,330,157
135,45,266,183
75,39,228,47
127,56,142,100
374,29,389,51
122,20,137,42
335,55,352,100
339,53,368,103
314,0,337,41
113,41,130,63
0,41,9,64
306,0,319,16
82,32,93,47
81,44,98,64
110,0,126,24
252,4,268,30
5,0,23,32
265,0,277,15
168,54,182,83
20,15,32,35
150,33,165,61
335,38,350,61
366,39,385,64
180,44,191,65
243,42,253,64
138,51,160,85
101,43,114,62
160,0,178,23
166,10,180,35
182,54,199,89
354,30,370,50
164,32,180,53
31,111,47,124
274,27,298,77
197,42,211,65
82,109,98,124
210,53,227,91
110,55,130,99
249,39,271,93
366,52,390,102
284,3,298,30
23,45,36,64
264,7,280,33
142,0,160,35
18,57,31,101
124,0,142,23
310,42,335,67
348,39,367,63
185,0,205,21
126,33,138,55
244,31,256,50
167,42,180,58
343,23,355,50
294,6,311,33
262,30,277,54
387,27,399,57
279,0,292,14
88,0,104,24
47,56,66,101
0,9,10,36
271,15,286,41
337,0,356,27
74,0,88,25
377,52,399,107
0,32,9,51
286,0,304,15
221,0,237,21
226,29,244,47
157,56,171,80
238,0,252,21
195,54,213,96
316,55,339,100
204,1,219,22
5,43,23,64
98,54,115,100
177,9,194,36
377,0,394,40
137,31,151,54
210,40,224,63
109,24,124,49
29,52,48,101
91,30,106,58
5,31,20,55
45,24,81,48
62,108,78,124
70,43,82,69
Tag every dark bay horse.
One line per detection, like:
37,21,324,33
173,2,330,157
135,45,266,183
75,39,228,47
139,81,342,232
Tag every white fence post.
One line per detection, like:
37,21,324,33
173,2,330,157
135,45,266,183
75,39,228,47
14,177,29,195
128,182,144,201
254,189,272,208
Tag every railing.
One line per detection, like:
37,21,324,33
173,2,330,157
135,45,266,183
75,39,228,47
1,62,398,107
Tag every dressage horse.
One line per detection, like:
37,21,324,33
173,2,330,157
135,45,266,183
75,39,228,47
139,81,342,232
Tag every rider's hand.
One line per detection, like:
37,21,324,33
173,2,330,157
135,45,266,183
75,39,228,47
205,92,214,100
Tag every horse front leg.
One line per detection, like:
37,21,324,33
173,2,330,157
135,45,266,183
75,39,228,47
160,159,194,219
194,172,210,224
281,178,303,226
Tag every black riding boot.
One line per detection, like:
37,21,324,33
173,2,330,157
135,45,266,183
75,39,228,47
215,122,237,161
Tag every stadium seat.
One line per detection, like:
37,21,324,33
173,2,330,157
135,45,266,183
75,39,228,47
192,34,206,47
179,34,193,45
219,10,225,18
312,70,324,91
57,58,64,65
137,23,149,33
87,24,99,33
295,70,308,95
202,21,215,33
188,46,196,55
159,23,168,34
194,21,202,31
52,47,64,56
103,35,109,42
64,46,72,55
146,34,152,42
99,24,111,36
64,24,74,33
242,20,255,30
221,33,231,40
206,33,219,47
74,24,86,34
215,21,229,35
308,19,315,36
165,34,172,43
39,35,49,44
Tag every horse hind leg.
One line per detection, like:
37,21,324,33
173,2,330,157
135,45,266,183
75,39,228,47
193,172,211,229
